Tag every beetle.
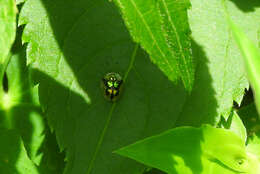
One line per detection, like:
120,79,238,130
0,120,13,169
101,72,123,102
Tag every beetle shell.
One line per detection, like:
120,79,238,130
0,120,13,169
101,72,123,102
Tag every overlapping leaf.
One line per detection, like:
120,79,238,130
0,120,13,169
117,125,260,174
114,0,194,91
177,0,260,125
19,0,187,173
226,14,260,116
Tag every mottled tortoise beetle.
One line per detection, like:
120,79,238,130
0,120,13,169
101,72,123,102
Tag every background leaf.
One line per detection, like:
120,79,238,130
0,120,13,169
0,129,38,174
238,103,260,136
176,0,260,126
0,0,16,83
3,48,45,165
0,24,45,168
19,0,187,173
226,13,260,116
114,0,194,91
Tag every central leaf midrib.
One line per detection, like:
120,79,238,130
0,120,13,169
160,0,192,87
85,44,139,174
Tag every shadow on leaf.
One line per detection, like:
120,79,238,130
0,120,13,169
228,0,260,12
176,39,218,126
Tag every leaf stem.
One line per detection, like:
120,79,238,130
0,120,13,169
123,44,139,81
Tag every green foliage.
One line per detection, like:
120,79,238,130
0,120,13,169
177,0,260,126
114,0,194,91
0,28,47,173
116,125,260,174
226,13,260,116
219,111,247,142
0,0,259,174
3,48,45,165
0,0,16,87
0,129,38,173
19,0,187,173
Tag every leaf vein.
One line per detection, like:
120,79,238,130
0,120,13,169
161,0,192,86
85,44,139,174
128,0,175,75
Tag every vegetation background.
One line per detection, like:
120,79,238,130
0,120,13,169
0,0,260,174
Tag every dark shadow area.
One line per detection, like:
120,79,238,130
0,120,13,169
37,124,66,174
238,102,260,138
2,73,8,93
233,87,254,109
0,129,22,173
176,39,218,126
30,68,88,174
143,168,166,174
228,0,260,12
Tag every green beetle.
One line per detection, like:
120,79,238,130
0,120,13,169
102,72,123,102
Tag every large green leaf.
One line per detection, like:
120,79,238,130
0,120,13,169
0,129,38,174
114,0,194,91
177,0,260,125
19,0,187,173
117,125,259,174
0,0,16,85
